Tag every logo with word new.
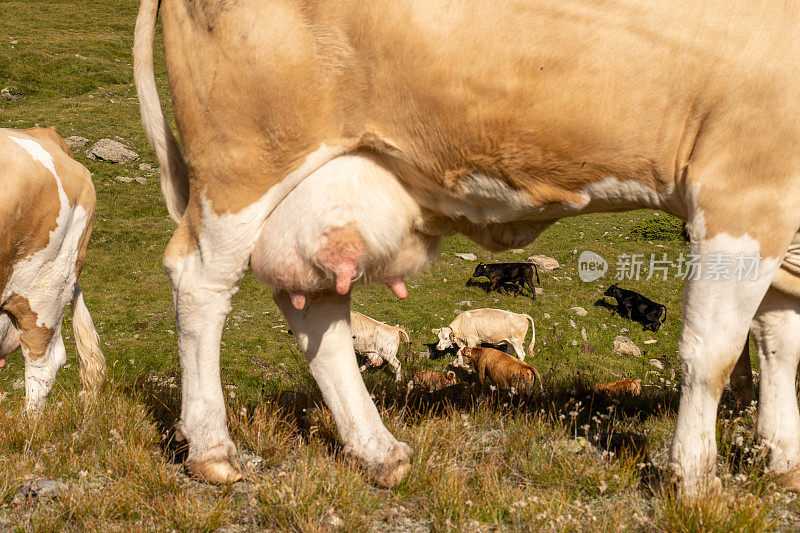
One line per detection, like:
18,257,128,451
578,251,608,282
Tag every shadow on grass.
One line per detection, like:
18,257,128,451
124,359,756,494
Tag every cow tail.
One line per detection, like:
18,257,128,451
661,305,668,323
71,283,106,397
398,328,410,343
530,366,544,393
533,264,540,284
523,313,536,358
133,0,190,223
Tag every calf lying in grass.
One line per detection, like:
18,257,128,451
603,284,667,332
458,346,542,394
409,370,457,392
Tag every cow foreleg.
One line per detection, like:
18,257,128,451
752,288,800,490
274,290,411,487
670,230,781,497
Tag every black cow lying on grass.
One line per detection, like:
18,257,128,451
470,262,540,298
602,284,667,332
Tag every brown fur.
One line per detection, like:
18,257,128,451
411,370,456,392
460,347,542,393
593,379,642,397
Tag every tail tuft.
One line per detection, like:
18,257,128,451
72,284,106,396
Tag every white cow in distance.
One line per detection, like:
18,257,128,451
351,311,408,382
433,309,535,361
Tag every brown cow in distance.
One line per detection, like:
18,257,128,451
458,347,543,394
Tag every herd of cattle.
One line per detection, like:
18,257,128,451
354,261,669,396
4,0,800,498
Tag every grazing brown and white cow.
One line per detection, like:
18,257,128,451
135,0,800,494
433,308,535,361
0,127,105,410
351,310,408,382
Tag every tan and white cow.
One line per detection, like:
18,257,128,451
135,0,800,494
351,311,408,382
433,308,535,361
0,127,105,410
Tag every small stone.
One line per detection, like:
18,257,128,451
649,358,665,370
581,327,588,341
580,343,595,355
570,340,578,347
1,87,20,102
454,252,477,261
65,136,89,149
454,300,473,307
527,254,560,272
568,319,577,329
644,339,657,345
613,335,642,358
133,177,148,184
569,306,588,317
542,313,551,319
138,163,154,172
534,287,544,295
17,479,67,500
85,138,139,163
114,176,134,183
511,248,525,254
237,449,264,471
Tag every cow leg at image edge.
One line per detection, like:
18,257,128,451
752,288,800,490
274,289,412,487
669,227,782,496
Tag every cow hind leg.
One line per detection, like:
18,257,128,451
274,290,411,487
163,212,259,484
751,288,800,490
670,216,787,496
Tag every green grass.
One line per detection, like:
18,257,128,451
0,1,792,531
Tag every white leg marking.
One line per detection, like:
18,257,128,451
752,289,800,479
24,330,66,411
274,289,411,485
670,231,781,495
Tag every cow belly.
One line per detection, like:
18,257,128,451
251,153,439,293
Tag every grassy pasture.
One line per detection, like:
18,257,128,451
0,1,798,530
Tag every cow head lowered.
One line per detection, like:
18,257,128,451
431,326,456,351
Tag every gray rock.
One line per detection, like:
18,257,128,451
133,177,148,185
527,254,560,272
649,358,665,370
454,252,477,261
16,479,67,501
569,306,588,317
581,327,588,341
114,176,134,183
613,336,642,358
65,136,89,149
1,87,20,102
454,300,473,307
238,449,264,471
534,287,545,295
85,138,138,163
138,163,155,173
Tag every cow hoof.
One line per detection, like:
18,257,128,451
369,442,413,488
186,445,243,484
771,468,800,492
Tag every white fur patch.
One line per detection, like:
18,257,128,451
568,177,672,212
